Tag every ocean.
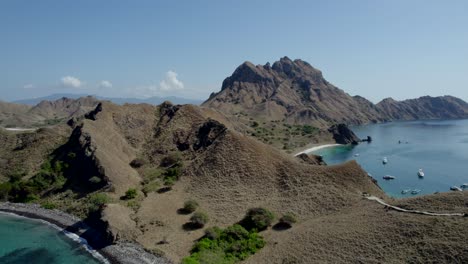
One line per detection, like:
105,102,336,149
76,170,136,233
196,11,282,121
312,119,468,198
0,212,104,264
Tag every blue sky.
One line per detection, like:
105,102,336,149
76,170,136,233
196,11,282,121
1,0,467,102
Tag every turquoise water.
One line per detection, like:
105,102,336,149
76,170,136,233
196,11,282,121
313,119,468,198
0,212,103,264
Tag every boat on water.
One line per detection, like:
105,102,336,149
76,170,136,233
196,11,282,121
411,189,421,194
450,186,462,191
382,157,388,164
417,169,425,177
383,175,395,180
460,183,468,189
354,153,360,157
401,189,411,194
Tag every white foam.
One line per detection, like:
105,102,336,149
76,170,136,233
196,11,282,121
295,144,342,156
0,211,109,264
2,127,37,131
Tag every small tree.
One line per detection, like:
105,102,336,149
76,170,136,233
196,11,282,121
278,213,297,228
241,207,274,231
183,199,199,213
122,188,138,200
190,211,209,228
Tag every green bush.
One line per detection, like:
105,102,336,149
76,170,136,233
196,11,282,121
302,125,317,135
183,200,199,213
122,188,138,200
278,213,297,228
88,192,110,212
190,211,209,228
240,208,274,231
0,182,12,200
204,226,223,240
41,201,57,210
142,181,160,195
183,224,265,264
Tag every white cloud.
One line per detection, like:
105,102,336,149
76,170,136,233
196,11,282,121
99,80,113,88
23,84,34,89
159,71,184,91
61,76,82,88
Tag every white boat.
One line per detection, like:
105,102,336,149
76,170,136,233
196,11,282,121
450,186,462,191
354,153,360,157
382,157,388,164
417,169,425,177
411,189,421,194
460,183,468,189
383,175,395,180
401,189,410,194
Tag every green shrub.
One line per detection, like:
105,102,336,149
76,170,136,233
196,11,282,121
302,125,317,135
278,213,297,228
204,226,223,240
183,200,199,213
88,192,110,212
122,188,138,200
184,224,265,263
0,182,12,200
41,201,57,210
164,176,176,187
142,181,160,195
190,211,209,228
240,208,274,231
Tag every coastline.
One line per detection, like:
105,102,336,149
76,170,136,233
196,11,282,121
0,202,171,264
294,143,342,156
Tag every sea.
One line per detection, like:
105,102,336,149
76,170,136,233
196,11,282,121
313,119,468,198
0,212,104,264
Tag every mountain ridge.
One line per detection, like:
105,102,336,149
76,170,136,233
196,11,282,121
204,57,468,127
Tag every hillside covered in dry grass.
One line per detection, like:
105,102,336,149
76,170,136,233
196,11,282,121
0,100,467,263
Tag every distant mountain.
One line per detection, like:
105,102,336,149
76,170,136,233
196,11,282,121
0,96,99,127
203,57,468,126
13,93,203,106
376,96,468,120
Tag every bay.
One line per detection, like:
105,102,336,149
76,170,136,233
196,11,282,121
313,119,468,198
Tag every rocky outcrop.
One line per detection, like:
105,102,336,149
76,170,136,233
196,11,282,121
296,153,327,166
328,124,360,145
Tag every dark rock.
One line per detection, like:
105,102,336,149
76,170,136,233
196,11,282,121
328,124,361,145
296,153,327,166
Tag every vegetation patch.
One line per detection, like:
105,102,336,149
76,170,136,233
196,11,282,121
180,199,199,214
182,224,265,264
121,188,138,200
87,192,110,213
240,207,275,231
186,211,209,229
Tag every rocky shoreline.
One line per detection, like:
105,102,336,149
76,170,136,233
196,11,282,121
0,202,171,264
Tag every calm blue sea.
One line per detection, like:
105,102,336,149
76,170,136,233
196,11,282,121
0,212,103,264
313,119,468,198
